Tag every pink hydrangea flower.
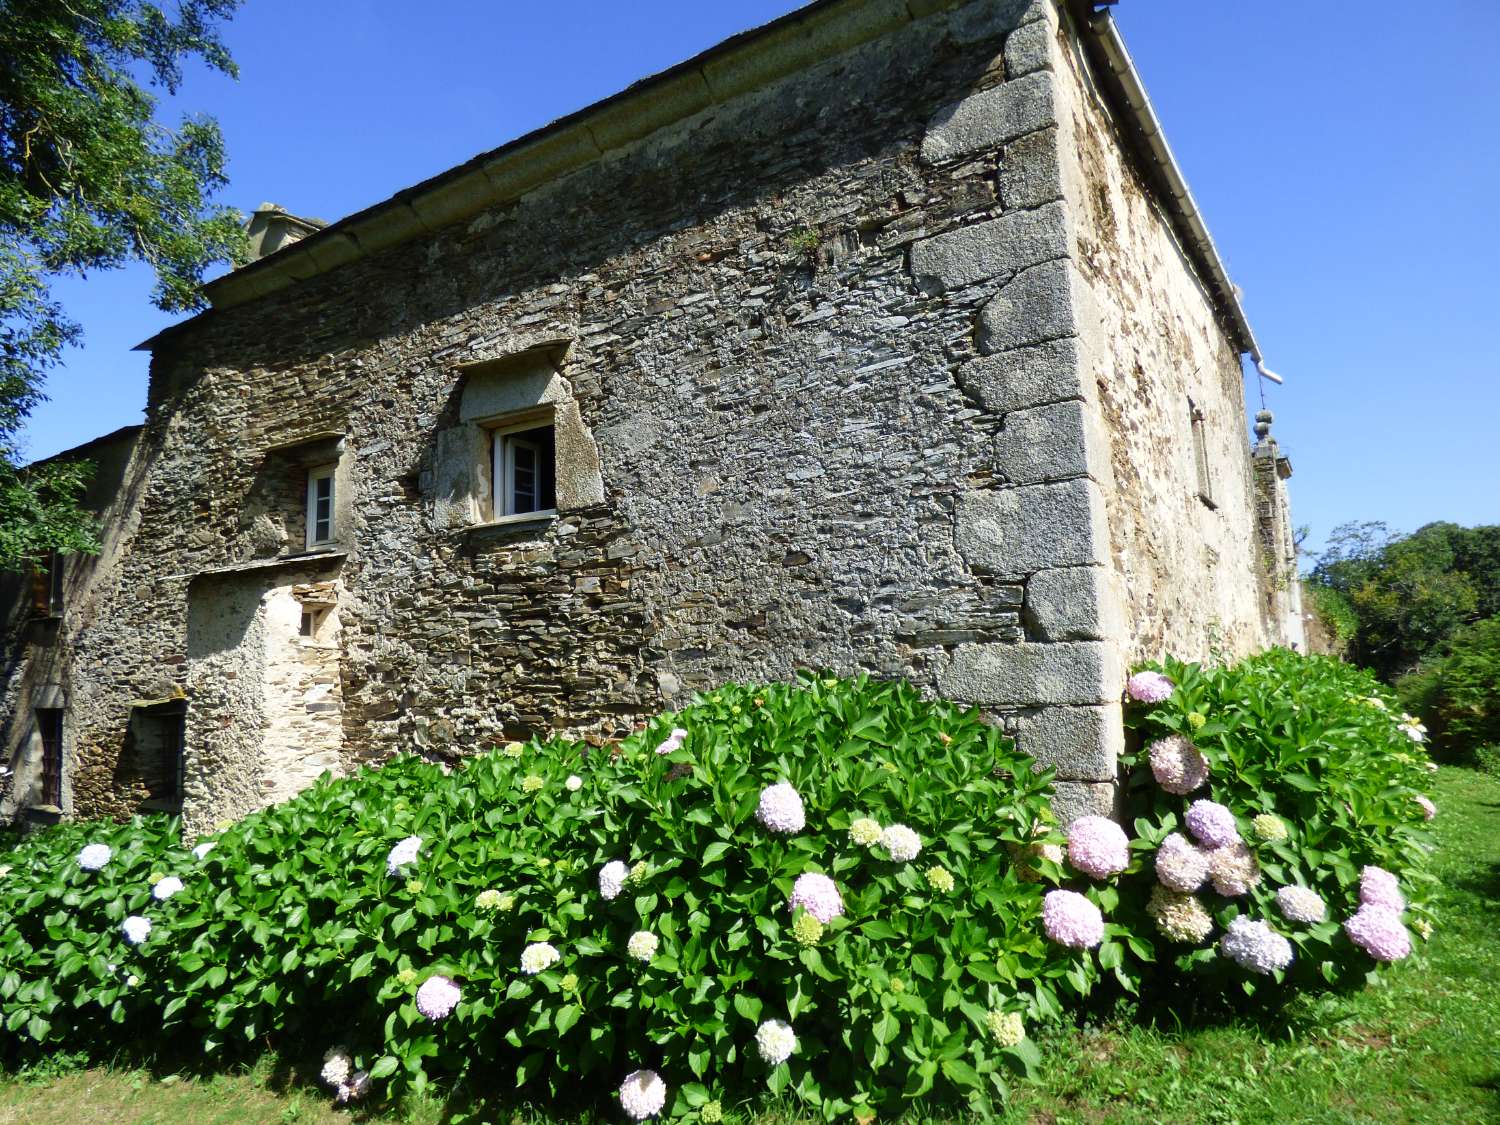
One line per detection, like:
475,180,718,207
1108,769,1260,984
415,975,461,1020
1041,889,1104,948
1359,865,1405,913
1154,832,1209,893
788,872,844,923
1345,904,1411,961
1185,800,1240,849
756,782,805,834
1126,671,1175,703
1065,816,1130,879
654,728,688,755
1206,841,1261,897
1414,795,1436,821
1148,736,1210,795
1219,916,1293,974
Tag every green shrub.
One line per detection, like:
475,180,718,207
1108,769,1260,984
1116,650,1436,997
1399,616,1500,761
0,675,1089,1120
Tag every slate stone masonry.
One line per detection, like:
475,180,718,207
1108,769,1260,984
0,0,1290,833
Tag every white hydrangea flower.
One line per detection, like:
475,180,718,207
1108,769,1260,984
599,859,629,900
122,915,152,945
880,823,922,863
192,841,216,860
755,1018,797,1065
626,931,659,962
386,835,422,875
565,774,583,791
78,843,112,871
756,782,805,834
520,941,561,975
320,1046,353,1089
152,875,185,901
619,1069,668,1120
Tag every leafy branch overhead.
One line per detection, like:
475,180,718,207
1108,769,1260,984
0,0,246,568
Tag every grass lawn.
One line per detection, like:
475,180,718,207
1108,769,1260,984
4,767,1497,1124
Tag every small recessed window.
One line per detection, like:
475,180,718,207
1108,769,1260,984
30,551,64,618
306,464,336,548
37,708,63,807
1189,398,1216,509
492,421,556,517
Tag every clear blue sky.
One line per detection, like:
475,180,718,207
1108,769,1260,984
22,1,1498,557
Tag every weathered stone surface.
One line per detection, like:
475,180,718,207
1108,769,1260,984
909,201,1067,294
993,399,1094,484
1050,779,1119,824
937,640,1121,706
955,479,1105,576
1003,15,1053,77
977,258,1077,353
1024,564,1114,641
921,71,1055,165
998,127,1063,209
956,337,1082,414
1013,702,1122,780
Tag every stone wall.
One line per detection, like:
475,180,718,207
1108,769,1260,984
1,0,1293,831
1049,8,1281,666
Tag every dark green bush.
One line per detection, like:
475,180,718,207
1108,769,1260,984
1398,616,1500,761
0,676,1087,1120
1117,650,1435,996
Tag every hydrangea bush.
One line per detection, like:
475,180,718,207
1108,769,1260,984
0,675,1088,1120
1116,649,1436,996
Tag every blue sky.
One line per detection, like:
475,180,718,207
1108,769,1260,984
23,1,1498,557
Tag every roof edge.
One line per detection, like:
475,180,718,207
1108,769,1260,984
1073,4,1260,358
182,0,969,324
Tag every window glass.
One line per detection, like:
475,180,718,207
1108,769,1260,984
307,466,336,546
494,424,556,516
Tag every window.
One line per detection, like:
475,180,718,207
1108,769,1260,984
1189,398,1216,509
491,420,556,517
37,708,63,807
153,710,186,804
306,464,336,548
30,550,64,617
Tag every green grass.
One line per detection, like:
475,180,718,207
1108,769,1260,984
4,767,1497,1124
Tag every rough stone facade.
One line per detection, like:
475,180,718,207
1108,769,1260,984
0,0,1299,834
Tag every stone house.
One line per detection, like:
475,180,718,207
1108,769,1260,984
0,0,1302,836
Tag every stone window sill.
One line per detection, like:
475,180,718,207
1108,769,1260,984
173,550,348,582
458,511,558,543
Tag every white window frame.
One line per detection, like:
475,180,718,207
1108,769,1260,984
488,414,557,521
306,464,337,549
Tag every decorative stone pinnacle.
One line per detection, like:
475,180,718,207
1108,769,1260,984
1253,409,1274,439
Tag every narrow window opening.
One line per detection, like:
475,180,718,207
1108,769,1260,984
1189,398,1216,509
30,551,63,617
492,422,556,517
37,707,63,807
306,464,336,548
158,711,186,804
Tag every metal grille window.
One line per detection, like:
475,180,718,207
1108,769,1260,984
38,708,63,807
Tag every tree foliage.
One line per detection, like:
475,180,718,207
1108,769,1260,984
0,0,244,569
1307,520,1500,679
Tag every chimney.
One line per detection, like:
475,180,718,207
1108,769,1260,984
244,203,328,261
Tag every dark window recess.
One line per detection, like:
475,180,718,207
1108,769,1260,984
38,708,63,806
30,551,63,617
502,425,556,514
137,706,187,805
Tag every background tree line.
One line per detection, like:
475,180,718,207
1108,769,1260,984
1307,520,1500,761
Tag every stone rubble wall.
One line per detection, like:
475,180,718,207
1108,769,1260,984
3,0,1286,831
1048,7,1284,669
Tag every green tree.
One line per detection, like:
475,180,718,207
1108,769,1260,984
1,0,245,570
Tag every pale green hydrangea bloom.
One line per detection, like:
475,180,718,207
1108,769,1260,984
476,889,504,910
848,818,882,847
627,930,659,962
405,878,425,894
1187,711,1207,730
925,865,955,893
986,1009,1025,1048
791,912,824,947
560,972,579,992
502,742,524,759
1251,813,1288,842
521,774,544,793
629,860,649,885
397,968,419,989
700,1101,724,1123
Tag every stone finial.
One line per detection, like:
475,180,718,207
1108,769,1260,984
244,203,327,262
1253,409,1274,440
